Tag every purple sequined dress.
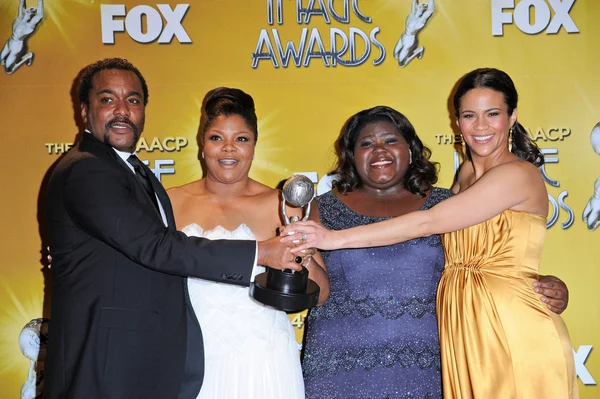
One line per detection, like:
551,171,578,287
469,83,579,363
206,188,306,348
302,187,452,399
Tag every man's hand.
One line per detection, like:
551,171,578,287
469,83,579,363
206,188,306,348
533,275,569,314
257,236,302,271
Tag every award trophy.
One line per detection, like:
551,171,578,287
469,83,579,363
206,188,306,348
250,175,320,312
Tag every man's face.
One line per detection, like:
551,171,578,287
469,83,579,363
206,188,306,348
81,69,145,152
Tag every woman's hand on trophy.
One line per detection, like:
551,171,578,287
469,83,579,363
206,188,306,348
281,220,339,252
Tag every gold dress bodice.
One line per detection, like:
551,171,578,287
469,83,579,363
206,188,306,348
437,210,578,398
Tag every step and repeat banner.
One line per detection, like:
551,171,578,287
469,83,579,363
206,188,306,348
0,0,598,397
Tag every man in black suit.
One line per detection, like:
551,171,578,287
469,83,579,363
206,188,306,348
44,58,302,399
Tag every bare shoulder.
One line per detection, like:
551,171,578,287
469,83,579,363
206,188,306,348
246,179,281,211
488,159,542,183
248,179,279,200
167,180,204,204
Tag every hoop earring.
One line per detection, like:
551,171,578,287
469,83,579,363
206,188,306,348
408,149,412,164
508,127,514,152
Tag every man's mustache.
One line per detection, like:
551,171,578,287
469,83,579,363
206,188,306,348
105,117,138,135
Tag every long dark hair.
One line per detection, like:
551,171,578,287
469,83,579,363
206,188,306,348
201,87,258,142
332,105,438,196
453,68,544,167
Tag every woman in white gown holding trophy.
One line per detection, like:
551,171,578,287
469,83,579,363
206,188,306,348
168,87,329,399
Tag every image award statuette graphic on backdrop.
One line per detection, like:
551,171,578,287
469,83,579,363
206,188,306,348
583,122,600,231
393,0,434,67
19,318,49,399
1,0,44,75
250,175,320,311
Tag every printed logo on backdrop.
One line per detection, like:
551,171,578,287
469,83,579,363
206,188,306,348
1,0,44,75
101,4,191,44
491,0,579,36
45,137,189,182
251,0,435,68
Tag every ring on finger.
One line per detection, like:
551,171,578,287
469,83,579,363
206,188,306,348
301,232,307,241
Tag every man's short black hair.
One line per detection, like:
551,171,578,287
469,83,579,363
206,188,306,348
78,58,149,106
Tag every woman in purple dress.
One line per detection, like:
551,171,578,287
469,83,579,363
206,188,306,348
301,106,569,398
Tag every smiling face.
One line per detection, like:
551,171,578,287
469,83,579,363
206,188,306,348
353,121,410,191
81,69,145,152
457,87,517,159
202,114,256,184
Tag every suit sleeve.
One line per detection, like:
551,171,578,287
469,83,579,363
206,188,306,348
62,157,256,286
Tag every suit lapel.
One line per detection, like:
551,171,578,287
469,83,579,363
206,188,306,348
80,133,167,222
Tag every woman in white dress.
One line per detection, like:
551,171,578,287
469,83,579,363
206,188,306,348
168,87,329,399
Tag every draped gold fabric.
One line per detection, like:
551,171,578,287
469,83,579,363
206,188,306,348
437,210,578,398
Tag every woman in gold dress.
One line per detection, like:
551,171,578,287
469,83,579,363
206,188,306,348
282,68,578,398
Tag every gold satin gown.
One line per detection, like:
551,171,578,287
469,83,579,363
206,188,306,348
437,210,578,398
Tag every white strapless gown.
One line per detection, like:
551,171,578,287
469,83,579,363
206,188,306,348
183,223,305,399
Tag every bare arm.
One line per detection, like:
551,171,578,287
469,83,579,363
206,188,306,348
283,161,545,251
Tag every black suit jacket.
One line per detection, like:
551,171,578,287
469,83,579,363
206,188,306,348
44,133,256,399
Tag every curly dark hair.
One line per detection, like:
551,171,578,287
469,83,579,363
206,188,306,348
453,68,544,167
332,106,438,197
78,58,149,106
201,87,258,142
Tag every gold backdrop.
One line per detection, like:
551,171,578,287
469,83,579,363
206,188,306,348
0,0,598,397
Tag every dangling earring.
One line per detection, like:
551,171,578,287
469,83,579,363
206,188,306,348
408,149,412,164
460,135,466,150
201,151,205,159
508,127,514,152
